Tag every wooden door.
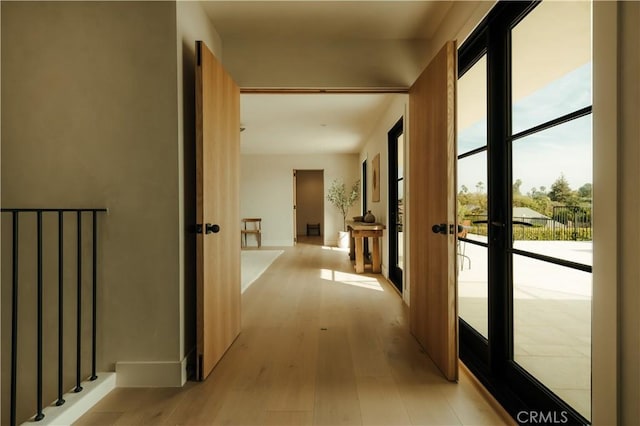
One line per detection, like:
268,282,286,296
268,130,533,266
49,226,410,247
408,41,458,381
195,41,241,381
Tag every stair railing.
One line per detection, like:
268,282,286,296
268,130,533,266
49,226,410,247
1,208,107,426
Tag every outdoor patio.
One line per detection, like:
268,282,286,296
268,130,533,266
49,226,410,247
458,235,592,420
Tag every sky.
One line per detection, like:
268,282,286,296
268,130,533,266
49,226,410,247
457,62,592,194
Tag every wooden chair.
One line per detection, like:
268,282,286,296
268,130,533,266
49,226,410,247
241,218,262,248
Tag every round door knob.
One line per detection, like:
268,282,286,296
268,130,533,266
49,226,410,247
432,223,447,234
205,223,220,234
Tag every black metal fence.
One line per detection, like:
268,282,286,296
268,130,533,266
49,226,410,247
1,208,107,426
463,206,592,241
551,205,592,241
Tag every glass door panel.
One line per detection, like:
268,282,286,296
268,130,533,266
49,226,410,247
458,54,488,339
511,1,592,134
457,153,488,338
513,255,592,419
457,2,593,423
511,115,593,262
510,1,592,421
458,55,487,153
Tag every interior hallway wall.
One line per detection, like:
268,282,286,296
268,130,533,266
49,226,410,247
617,2,640,423
358,95,408,288
241,154,359,247
1,4,183,417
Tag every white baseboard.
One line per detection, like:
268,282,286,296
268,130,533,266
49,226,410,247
115,357,187,387
23,373,116,426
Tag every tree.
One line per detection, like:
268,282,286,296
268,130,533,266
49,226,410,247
458,182,487,219
548,174,574,204
513,193,536,209
513,178,522,196
578,183,592,199
327,179,360,231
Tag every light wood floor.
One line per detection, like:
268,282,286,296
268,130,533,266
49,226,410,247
75,242,512,426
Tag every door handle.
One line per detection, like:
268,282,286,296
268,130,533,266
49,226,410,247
431,223,447,234
432,223,461,235
205,223,220,234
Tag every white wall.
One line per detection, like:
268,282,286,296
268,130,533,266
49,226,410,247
583,2,640,423
358,95,408,289
241,154,359,246
592,3,619,423
616,2,640,423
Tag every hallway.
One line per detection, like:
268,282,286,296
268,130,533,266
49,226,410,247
75,242,510,425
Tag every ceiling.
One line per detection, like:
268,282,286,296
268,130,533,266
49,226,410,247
199,1,452,41
240,93,402,155
198,1,455,155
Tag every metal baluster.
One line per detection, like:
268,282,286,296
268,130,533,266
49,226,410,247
74,211,83,393
56,212,65,406
10,212,19,426
1,208,109,423
35,211,45,421
90,211,98,381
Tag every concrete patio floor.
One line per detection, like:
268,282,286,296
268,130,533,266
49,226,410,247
457,235,592,420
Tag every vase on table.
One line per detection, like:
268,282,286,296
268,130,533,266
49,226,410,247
364,210,376,223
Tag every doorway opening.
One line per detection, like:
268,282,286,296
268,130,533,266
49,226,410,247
294,169,324,245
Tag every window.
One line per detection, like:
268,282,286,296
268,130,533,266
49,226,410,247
458,1,592,423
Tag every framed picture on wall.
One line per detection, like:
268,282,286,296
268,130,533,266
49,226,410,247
372,153,380,202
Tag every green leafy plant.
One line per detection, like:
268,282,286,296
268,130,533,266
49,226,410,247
327,179,360,231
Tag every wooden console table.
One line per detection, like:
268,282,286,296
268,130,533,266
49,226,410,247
346,221,386,274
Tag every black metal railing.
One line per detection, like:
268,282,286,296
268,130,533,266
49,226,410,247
1,208,107,426
551,205,592,241
462,207,592,242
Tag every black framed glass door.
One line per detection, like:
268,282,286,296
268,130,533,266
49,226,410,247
388,118,404,293
458,2,593,423
362,159,369,258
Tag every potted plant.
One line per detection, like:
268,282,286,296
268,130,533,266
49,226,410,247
327,178,360,248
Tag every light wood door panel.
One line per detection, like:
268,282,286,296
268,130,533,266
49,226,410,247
195,41,241,381
408,41,458,381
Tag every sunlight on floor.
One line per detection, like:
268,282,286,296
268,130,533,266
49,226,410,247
319,268,384,291
321,245,350,252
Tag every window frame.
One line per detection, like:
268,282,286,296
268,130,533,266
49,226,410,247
458,2,593,424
